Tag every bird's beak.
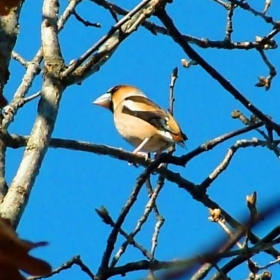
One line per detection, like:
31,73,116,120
92,93,111,108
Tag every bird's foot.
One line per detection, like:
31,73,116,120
128,151,149,166
133,151,149,160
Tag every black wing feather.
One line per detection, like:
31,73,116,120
122,96,178,135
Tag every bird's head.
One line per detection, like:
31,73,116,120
93,85,146,112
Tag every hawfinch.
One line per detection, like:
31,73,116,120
93,85,187,159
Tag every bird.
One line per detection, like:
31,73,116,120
93,85,188,160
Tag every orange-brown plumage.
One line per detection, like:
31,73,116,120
93,85,187,159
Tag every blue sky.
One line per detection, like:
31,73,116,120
5,0,280,279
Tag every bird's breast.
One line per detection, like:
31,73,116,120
113,114,171,152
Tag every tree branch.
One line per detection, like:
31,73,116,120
0,0,65,227
91,0,273,51
96,159,163,279
62,0,169,85
157,9,280,137
28,255,94,280
2,0,82,129
199,139,280,191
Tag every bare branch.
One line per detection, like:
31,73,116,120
256,48,277,90
168,67,178,115
11,51,29,68
7,122,265,171
63,0,169,85
212,0,231,10
91,0,119,22
8,133,279,266
110,179,164,267
106,217,280,278
232,110,280,158
28,255,94,280
91,0,277,51
2,0,82,129
0,0,66,227
96,159,163,278
211,226,280,280
22,91,41,104
225,3,235,41
157,9,280,137
0,129,8,200
95,206,153,261
72,9,101,28
62,0,156,78
228,0,278,26
199,138,280,191
149,177,165,258
263,0,272,14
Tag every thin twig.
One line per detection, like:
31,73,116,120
263,0,271,14
225,3,235,41
91,0,275,51
168,67,178,115
228,0,278,26
150,177,165,258
213,0,231,9
149,66,178,258
28,256,94,280
256,48,277,90
23,91,41,104
91,0,119,22
12,51,29,68
258,258,280,270
72,9,101,27
110,180,164,267
211,226,280,280
199,138,280,191
2,0,82,129
4,91,41,116
232,110,280,158
96,158,163,277
95,206,153,260
166,122,264,167
157,9,280,137
62,0,152,78
64,0,168,85
106,200,280,279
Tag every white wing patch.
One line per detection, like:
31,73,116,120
123,99,148,111
157,130,174,143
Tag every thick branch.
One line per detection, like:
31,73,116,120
91,0,271,51
0,2,23,106
63,0,169,84
0,0,24,201
0,0,65,226
2,0,81,129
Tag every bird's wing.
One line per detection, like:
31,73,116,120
122,95,179,135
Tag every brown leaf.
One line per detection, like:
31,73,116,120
0,264,27,280
0,217,52,278
0,0,21,15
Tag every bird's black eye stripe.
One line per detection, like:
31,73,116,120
109,85,121,95
109,100,114,113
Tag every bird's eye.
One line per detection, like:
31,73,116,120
108,85,121,95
